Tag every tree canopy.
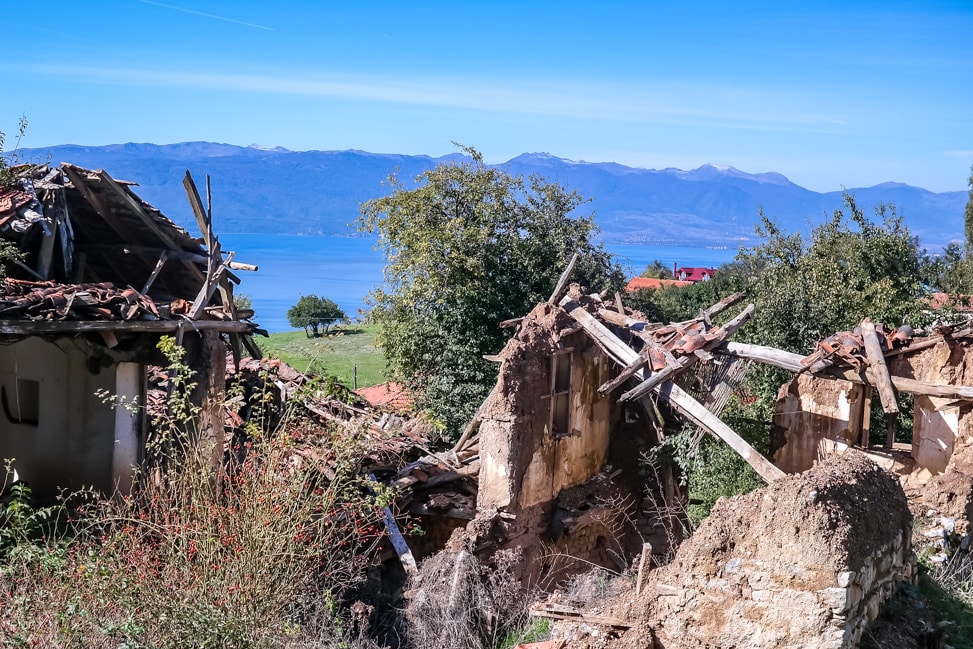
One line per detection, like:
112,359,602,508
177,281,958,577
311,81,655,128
359,146,624,436
640,259,674,279
632,194,932,518
286,295,346,338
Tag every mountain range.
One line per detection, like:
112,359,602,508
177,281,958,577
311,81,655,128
12,142,967,248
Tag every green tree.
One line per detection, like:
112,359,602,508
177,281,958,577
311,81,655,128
640,194,929,520
640,259,674,279
738,194,925,355
359,146,624,436
286,295,346,338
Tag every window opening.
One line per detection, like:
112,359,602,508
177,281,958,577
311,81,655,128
551,350,572,437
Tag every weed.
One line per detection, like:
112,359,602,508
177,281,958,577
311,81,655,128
1,336,390,648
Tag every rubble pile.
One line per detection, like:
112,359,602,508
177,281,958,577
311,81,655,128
0,278,160,321
536,454,918,649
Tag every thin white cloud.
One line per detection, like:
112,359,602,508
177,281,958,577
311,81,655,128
13,62,851,135
137,0,274,31
945,149,973,158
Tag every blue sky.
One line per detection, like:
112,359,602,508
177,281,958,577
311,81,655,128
3,1,971,192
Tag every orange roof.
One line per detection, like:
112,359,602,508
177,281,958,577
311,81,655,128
624,276,693,292
354,381,414,410
926,292,973,312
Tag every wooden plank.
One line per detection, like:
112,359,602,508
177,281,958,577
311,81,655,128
61,165,132,243
499,316,524,328
183,171,242,286
699,291,745,321
598,354,649,395
189,251,234,319
241,333,263,360
614,291,625,314
597,308,649,330
658,382,785,482
620,364,676,402
94,169,209,286
548,251,579,304
618,304,755,402
369,474,417,575
636,541,653,597
560,296,641,368
141,251,169,294
562,297,779,481
529,603,632,629
860,318,898,414
718,341,973,400
183,170,211,245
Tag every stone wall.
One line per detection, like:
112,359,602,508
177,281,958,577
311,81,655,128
644,453,914,649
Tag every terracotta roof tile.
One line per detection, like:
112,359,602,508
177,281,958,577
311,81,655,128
354,381,414,410
624,276,693,292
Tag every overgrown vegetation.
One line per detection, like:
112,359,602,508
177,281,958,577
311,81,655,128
359,145,624,437
632,194,937,522
1,337,389,648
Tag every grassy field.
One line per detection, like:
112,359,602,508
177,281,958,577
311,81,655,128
254,324,387,388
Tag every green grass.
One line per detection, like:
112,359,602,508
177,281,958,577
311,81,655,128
255,324,387,389
919,571,973,648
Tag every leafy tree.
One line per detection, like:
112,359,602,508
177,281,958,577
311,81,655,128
637,194,930,519
640,259,674,279
359,146,624,436
737,194,925,355
286,295,346,338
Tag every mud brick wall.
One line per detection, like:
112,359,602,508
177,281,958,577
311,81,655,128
644,454,914,649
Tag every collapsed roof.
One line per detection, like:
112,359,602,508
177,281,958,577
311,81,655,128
0,163,260,359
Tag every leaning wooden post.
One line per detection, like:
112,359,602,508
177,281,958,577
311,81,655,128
860,318,899,415
636,542,653,596
548,251,579,304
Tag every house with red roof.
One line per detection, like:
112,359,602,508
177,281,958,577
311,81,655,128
674,267,719,283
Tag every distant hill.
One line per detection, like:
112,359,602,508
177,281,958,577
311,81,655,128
13,142,967,247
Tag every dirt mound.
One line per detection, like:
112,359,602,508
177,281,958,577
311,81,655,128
660,452,911,594
543,453,916,649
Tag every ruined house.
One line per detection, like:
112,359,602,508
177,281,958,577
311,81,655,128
0,163,258,499
727,321,973,481
411,272,782,586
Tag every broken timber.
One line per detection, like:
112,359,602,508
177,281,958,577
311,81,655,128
559,296,785,483
860,318,899,414
717,341,973,401
529,603,632,629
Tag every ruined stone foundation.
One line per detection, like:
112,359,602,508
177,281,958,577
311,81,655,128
640,453,914,649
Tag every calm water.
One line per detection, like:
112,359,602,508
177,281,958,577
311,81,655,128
220,234,739,333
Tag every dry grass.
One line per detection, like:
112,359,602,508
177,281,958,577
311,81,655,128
404,547,542,649
1,337,392,649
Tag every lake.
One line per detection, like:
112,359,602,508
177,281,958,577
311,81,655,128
220,234,739,333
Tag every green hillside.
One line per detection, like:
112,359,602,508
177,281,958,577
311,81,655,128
255,324,386,389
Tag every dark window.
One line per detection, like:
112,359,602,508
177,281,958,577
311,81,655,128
551,350,572,437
